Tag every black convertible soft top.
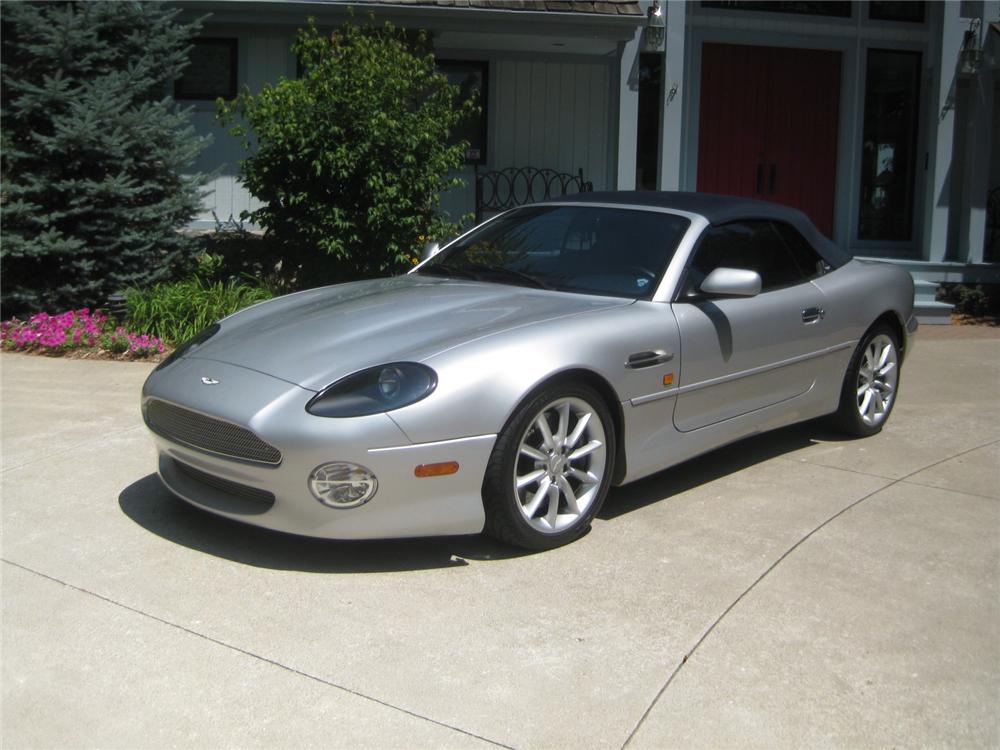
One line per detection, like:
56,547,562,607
547,190,853,269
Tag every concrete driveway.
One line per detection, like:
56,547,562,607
2,334,998,749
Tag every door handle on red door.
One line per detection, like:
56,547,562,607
801,307,825,324
755,164,764,193
769,164,776,194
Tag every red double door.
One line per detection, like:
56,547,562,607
697,42,841,237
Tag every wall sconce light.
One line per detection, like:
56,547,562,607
960,18,983,75
646,1,665,49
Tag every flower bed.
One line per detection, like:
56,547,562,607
1,309,170,361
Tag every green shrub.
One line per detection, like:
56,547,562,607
190,216,297,293
953,284,990,317
126,279,273,344
217,17,476,285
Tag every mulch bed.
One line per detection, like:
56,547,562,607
913,314,1000,339
2,346,173,363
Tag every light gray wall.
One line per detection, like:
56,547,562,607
439,55,613,224
184,30,297,226
184,28,613,229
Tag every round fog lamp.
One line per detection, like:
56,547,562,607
308,462,378,509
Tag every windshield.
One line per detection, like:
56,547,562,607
417,205,691,299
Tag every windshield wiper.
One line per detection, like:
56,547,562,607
471,265,554,290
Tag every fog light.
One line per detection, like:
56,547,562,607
308,462,378,509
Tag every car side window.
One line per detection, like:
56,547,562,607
773,221,830,278
684,220,810,296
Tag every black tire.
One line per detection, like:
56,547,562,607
482,382,616,550
834,322,901,437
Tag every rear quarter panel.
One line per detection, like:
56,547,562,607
811,259,915,358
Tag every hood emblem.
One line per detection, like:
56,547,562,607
200,377,220,386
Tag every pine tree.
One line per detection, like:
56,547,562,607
1,1,209,316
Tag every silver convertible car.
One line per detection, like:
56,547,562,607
142,192,916,549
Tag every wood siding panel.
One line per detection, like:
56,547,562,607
491,57,609,185
558,63,577,174
193,42,612,226
189,32,293,224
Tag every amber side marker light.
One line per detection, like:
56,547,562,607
663,373,674,386
414,461,460,478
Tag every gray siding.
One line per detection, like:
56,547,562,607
186,29,614,229
441,56,612,224
186,32,296,225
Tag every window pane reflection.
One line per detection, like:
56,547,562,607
858,49,921,241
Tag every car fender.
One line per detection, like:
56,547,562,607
387,301,682,445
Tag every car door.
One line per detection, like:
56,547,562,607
672,219,831,432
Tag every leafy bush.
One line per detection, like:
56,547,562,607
217,17,476,284
191,215,295,293
100,327,166,356
1,309,107,350
0,1,209,317
126,279,273,344
1,309,166,358
953,284,989,317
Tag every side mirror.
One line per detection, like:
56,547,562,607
700,267,762,297
420,241,441,262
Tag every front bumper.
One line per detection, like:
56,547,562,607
143,358,494,540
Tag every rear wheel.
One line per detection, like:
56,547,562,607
483,384,615,550
835,323,900,437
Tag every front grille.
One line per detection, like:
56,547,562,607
145,399,282,465
172,459,276,511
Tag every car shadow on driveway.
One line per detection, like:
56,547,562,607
599,418,846,520
118,474,528,573
119,419,847,573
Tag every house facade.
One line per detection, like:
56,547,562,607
174,0,1000,308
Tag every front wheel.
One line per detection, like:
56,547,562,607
482,384,615,550
834,323,900,437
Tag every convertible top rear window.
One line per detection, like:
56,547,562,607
419,206,691,299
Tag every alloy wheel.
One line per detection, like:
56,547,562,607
512,397,607,534
856,333,898,427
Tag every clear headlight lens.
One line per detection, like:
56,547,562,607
306,362,437,417
308,462,378,508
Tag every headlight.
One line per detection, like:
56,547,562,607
154,323,221,371
306,362,437,417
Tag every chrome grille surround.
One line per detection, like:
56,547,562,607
144,399,282,465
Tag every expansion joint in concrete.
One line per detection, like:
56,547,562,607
0,558,515,750
620,436,1000,749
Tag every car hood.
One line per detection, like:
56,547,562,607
186,275,630,391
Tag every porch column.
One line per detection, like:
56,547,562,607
959,1,999,263
658,0,687,190
924,0,965,262
616,26,641,190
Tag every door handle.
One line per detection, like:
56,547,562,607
755,164,764,194
801,307,825,324
769,164,776,194
626,350,674,369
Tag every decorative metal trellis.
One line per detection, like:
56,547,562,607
475,166,593,223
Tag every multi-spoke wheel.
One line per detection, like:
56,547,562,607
835,324,901,437
483,384,615,549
